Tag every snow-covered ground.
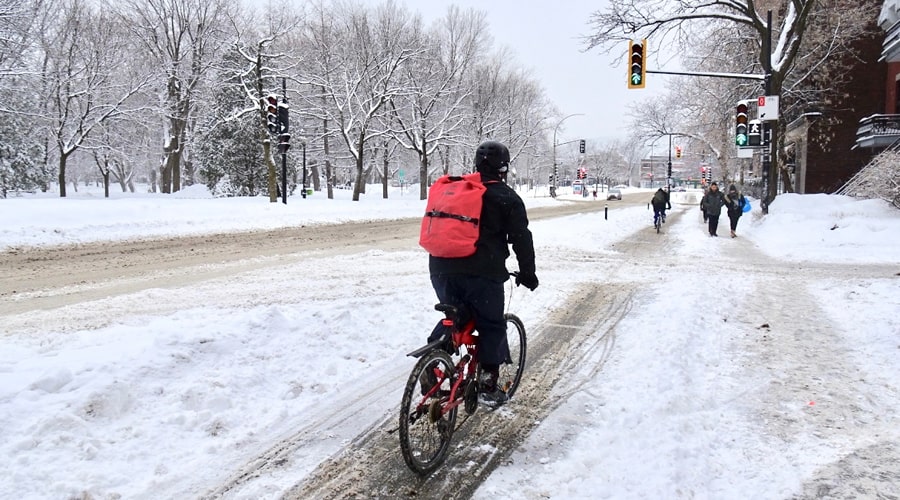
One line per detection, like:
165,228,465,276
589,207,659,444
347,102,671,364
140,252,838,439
1,184,898,498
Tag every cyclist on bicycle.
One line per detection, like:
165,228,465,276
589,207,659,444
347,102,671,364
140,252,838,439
426,140,539,404
651,186,672,226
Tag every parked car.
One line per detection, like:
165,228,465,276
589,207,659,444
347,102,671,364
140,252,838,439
607,188,622,201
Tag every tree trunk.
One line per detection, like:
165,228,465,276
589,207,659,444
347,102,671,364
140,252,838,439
58,153,68,197
418,145,429,200
266,140,278,202
322,117,334,199
352,134,364,201
310,159,321,191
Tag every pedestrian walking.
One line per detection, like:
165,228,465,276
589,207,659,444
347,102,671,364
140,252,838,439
725,184,746,238
700,182,726,237
700,185,709,222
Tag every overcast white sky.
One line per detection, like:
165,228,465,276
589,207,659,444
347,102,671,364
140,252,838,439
405,0,672,144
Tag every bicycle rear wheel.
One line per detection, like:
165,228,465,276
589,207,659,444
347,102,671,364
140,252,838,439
399,350,457,474
498,314,527,399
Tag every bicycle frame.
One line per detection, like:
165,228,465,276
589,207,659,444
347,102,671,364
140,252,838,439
409,311,479,419
399,276,527,474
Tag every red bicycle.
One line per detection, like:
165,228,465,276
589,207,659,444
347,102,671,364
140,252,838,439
398,277,527,475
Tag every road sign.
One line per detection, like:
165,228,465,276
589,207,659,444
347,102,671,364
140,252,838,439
757,95,779,121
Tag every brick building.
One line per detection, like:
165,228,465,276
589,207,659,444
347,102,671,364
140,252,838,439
784,0,887,194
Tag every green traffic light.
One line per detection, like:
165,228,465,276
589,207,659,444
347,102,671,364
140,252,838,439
631,74,642,85
736,134,748,146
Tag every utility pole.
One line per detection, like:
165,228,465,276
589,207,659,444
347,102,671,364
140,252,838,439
762,10,773,214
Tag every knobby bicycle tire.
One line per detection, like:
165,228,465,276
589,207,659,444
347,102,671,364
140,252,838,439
499,314,527,399
399,350,457,474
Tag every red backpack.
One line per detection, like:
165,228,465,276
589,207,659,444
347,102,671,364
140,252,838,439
419,173,488,258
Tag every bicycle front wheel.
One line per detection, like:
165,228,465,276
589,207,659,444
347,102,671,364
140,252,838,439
399,350,457,474
498,314,527,399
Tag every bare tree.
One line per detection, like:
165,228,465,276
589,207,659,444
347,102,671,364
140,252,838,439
41,0,151,197
227,4,301,202
390,6,488,199
113,0,233,194
586,0,874,207
0,0,53,76
302,1,422,202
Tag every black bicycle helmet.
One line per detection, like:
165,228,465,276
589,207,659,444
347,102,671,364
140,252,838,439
473,140,510,174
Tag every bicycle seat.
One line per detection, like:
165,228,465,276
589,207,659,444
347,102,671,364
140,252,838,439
434,304,458,316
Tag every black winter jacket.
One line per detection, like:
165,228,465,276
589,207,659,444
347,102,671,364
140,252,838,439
701,189,727,217
725,190,745,217
429,172,535,281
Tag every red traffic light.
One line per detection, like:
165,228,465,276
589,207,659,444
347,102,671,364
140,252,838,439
266,95,279,134
736,102,748,125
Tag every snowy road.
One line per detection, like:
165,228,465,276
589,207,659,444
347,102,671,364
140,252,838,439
2,193,898,499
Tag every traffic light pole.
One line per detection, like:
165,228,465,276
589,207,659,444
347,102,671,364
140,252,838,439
281,79,288,205
552,113,584,197
646,69,765,81
761,10,773,215
301,140,307,199
667,134,672,189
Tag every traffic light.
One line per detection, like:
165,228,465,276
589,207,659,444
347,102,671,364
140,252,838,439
627,39,647,89
266,95,279,134
277,100,289,134
735,100,749,146
748,119,762,146
579,139,586,154
278,133,291,154
675,146,682,159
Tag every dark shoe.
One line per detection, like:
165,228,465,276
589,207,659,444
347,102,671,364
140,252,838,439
478,369,508,405
479,387,509,405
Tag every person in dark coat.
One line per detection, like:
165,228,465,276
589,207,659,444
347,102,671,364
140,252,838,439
427,140,538,403
725,184,746,238
651,187,671,226
700,182,726,237
700,186,709,222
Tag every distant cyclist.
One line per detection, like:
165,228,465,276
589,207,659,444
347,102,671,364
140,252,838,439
651,187,671,226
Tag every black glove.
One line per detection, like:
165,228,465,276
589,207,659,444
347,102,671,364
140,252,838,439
515,272,539,291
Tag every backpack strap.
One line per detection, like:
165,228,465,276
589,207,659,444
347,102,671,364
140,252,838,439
424,210,479,226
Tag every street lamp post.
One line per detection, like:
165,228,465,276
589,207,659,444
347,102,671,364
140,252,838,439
552,113,584,197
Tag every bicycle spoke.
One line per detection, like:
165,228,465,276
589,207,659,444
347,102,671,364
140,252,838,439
399,350,457,474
